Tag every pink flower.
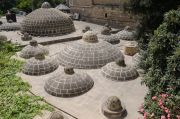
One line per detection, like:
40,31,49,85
176,115,180,119
144,112,147,119
158,99,163,106
165,108,170,113
161,94,168,98
161,115,166,119
167,113,170,119
152,96,157,100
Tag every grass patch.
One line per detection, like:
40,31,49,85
0,42,53,119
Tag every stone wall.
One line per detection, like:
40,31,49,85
69,0,136,28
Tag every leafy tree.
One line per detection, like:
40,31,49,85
0,0,16,13
16,0,32,13
125,0,180,50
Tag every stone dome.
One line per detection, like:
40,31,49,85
44,67,94,97
48,111,68,119
116,26,135,41
98,27,120,44
19,40,49,59
101,58,139,81
57,31,123,69
21,2,75,36
102,96,126,119
22,51,58,76
0,23,21,31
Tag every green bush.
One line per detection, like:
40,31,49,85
139,9,180,118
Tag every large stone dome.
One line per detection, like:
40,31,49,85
21,2,75,36
57,31,123,69
44,67,94,97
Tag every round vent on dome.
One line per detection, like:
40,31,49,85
21,2,75,36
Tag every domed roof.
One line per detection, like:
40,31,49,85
102,96,126,119
57,31,123,69
22,52,58,76
48,111,68,119
21,2,75,36
19,40,49,59
116,26,135,41
98,27,120,44
0,23,21,31
101,58,139,81
44,67,94,97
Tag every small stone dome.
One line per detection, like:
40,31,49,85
21,2,75,36
44,67,94,97
98,27,120,44
22,52,58,76
116,26,135,41
19,40,49,59
0,23,21,31
102,96,126,119
48,111,68,119
58,31,123,69
101,58,139,81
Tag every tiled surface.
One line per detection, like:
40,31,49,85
21,8,75,36
22,56,58,76
98,34,120,45
18,40,147,119
116,29,135,41
20,43,49,59
44,69,94,97
58,38,123,69
101,62,139,81
0,22,21,31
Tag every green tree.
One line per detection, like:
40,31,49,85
16,0,32,13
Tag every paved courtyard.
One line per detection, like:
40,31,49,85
18,40,147,119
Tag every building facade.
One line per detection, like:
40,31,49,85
68,0,136,28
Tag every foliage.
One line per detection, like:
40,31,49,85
125,0,180,50
0,42,52,119
139,94,180,119
0,0,16,13
138,9,180,119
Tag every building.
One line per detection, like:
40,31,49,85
68,0,136,28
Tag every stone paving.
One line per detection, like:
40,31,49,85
18,40,148,119
1,17,148,119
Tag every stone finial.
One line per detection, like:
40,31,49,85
21,32,32,41
49,111,66,119
35,51,45,60
101,27,111,35
29,40,38,46
82,31,98,43
115,58,126,67
82,26,91,33
106,96,123,111
64,67,75,75
41,2,52,8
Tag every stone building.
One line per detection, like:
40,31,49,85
68,0,136,28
